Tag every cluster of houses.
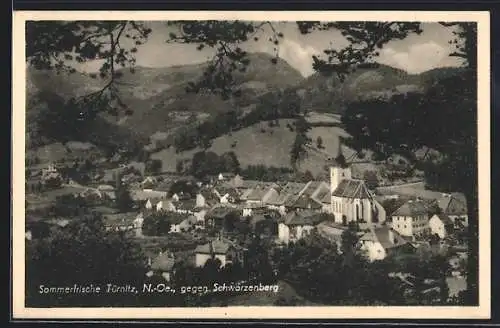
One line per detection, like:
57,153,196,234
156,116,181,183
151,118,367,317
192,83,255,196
26,149,469,281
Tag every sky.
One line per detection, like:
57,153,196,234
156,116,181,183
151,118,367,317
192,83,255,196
79,21,464,77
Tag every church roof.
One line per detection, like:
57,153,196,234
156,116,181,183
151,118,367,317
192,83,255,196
332,179,371,199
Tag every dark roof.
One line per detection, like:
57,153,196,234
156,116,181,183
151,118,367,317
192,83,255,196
360,226,409,250
168,213,191,225
103,212,138,226
150,253,175,272
444,194,468,215
206,206,239,219
194,239,236,254
284,210,326,226
173,199,197,210
310,182,330,203
289,194,322,210
332,179,372,199
392,200,429,217
301,181,322,197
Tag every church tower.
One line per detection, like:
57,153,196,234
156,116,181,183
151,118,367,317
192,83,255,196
329,139,352,194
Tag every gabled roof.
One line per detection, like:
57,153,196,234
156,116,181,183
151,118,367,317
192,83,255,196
131,189,168,201
284,210,326,226
173,198,197,211
151,252,175,272
431,213,454,225
289,194,323,210
194,238,240,255
206,206,239,219
360,226,409,250
246,186,269,201
310,182,331,202
443,193,468,215
392,200,429,217
103,212,138,226
300,181,322,198
332,179,372,199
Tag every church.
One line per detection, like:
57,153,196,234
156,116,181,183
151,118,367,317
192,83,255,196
328,145,386,225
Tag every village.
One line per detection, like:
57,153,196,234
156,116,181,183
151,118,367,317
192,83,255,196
24,139,470,304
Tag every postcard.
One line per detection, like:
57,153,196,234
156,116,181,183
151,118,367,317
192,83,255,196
12,10,491,320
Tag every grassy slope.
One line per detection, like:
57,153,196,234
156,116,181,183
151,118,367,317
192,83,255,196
151,117,370,177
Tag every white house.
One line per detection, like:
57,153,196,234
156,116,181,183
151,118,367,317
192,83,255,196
391,199,430,239
194,237,244,268
278,210,327,244
437,193,469,228
358,226,413,262
147,251,175,282
429,213,454,239
196,193,207,208
172,193,180,202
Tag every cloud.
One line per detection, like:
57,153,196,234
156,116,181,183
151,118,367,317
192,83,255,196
253,38,320,77
378,41,458,74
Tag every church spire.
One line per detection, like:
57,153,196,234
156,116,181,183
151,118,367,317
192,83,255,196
334,138,348,168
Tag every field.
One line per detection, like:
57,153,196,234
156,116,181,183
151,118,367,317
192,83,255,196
151,119,354,177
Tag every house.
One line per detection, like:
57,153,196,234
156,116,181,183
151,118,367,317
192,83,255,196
317,221,348,251
225,174,245,189
178,215,198,232
131,189,168,202
103,212,138,232
288,194,323,212
329,147,386,225
278,210,327,244
358,226,414,262
308,181,331,213
214,186,241,204
241,202,267,217
194,237,245,268
141,176,158,189
97,184,115,192
197,190,219,208
147,251,176,282
217,172,235,182
250,213,279,237
172,198,197,214
391,199,431,240
205,206,241,229
429,213,455,239
436,193,468,228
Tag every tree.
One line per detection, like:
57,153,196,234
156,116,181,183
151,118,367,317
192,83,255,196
340,222,359,255
145,159,162,175
316,136,324,149
26,213,145,306
220,151,241,174
363,170,379,189
115,176,134,212
176,160,184,174
290,117,311,169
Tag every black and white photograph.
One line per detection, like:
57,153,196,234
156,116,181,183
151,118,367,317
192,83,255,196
12,11,490,319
